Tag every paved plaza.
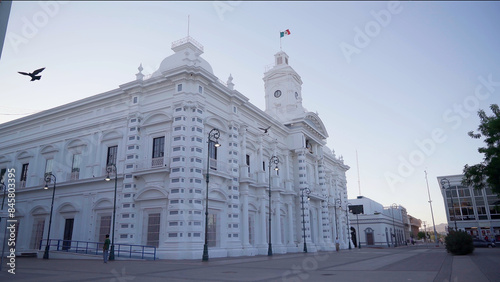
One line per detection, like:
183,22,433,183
1,245,499,282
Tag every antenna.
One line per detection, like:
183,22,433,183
356,150,361,196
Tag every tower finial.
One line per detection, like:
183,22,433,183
187,15,190,37
227,74,234,90
136,63,144,81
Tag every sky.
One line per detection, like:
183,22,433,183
1,1,500,228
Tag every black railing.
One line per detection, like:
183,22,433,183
39,239,156,260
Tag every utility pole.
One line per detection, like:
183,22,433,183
424,171,439,246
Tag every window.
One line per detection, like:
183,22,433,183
306,140,313,153
20,163,29,186
198,86,203,94
71,154,82,179
147,213,161,247
208,140,218,170
107,146,118,166
177,84,183,92
98,215,111,243
249,214,255,245
152,137,165,158
207,213,217,247
45,159,53,175
30,218,45,249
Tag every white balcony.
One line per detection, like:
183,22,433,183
151,157,164,168
67,171,79,181
135,157,169,172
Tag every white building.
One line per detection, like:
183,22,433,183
347,196,407,247
0,36,351,259
438,174,500,241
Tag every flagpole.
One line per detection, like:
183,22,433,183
279,29,282,51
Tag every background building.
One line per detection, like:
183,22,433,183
408,215,422,240
0,36,351,259
347,196,408,247
438,174,500,241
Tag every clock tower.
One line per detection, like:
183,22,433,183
263,51,305,123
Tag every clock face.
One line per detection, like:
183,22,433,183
274,90,282,98
295,92,299,99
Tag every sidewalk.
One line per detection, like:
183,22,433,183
1,245,498,281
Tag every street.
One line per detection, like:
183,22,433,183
1,245,499,282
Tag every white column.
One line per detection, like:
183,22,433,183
287,202,294,246
318,205,325,245
260,196,267,245
241,185,250,247
275,197,282,245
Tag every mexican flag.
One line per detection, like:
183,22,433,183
280,29,291,38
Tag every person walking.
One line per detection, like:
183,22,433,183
103,234,110,263
335,237,340,252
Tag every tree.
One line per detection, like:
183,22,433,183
463,104,500,196
417,231,425,240
445,230,474,255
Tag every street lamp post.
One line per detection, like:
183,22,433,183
202,128,220,261
391,203,398,247
300,188,311,253
268,155,279,256
105,163,118,261
440,178,458,231
346,203,352,249
43,173,57,259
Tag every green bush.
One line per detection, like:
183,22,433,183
445,230,474,255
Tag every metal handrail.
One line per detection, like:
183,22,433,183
39,239,156,260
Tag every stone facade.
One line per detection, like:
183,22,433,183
0,36,350,259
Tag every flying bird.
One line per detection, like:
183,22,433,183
18,67,45,81
259,126,271,133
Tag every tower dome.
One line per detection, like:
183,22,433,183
152,36,213,77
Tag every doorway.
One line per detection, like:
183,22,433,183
366,232,374,245
63,218,74,250
351,227,357,247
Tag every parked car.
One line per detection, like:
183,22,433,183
472,239,496,248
